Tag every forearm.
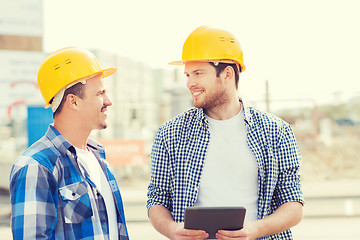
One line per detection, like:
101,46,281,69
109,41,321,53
255,201,303,238
149,205,177,238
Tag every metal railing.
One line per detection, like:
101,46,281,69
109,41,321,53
123,195,360,223
304,195,360,218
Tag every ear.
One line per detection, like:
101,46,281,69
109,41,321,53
223,66,235,82
65,94,80,110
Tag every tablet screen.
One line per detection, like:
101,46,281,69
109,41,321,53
184,206,246,239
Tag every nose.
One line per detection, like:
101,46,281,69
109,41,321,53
104,94,112,107
186,76,197,89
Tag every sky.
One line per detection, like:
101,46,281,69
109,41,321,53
43,0,360,108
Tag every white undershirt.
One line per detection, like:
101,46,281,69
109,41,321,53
194,109,258,221
75,147,118,240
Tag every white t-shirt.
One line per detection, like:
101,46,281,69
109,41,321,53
76,147,119,240
194,109,258,221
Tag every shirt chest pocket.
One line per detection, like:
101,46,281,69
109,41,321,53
59,181,93,224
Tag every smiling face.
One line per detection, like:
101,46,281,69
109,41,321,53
184,61,230,111
77,75,112,130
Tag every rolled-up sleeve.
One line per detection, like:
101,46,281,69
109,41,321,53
147,126,173,214
274,124,304,207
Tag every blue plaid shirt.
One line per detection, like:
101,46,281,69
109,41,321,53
10,125,129,240
147,101,304,240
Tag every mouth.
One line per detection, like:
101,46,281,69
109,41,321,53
191,90,204,98
101,106,108,115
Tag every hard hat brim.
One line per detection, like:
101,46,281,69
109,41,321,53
101,67,117,78
168,60,184,65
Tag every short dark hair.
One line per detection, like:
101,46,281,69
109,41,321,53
209,62,240,89
52,82,86,117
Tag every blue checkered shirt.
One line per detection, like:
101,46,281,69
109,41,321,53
147,101,304,240
10,125,129,240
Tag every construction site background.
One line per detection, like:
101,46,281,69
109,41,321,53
0,1,359,238
1,98,359,239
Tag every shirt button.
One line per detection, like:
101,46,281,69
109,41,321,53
72,192,76,197
101,219,107,223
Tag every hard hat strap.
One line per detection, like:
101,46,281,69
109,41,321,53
211,61,241,73
51,79,87,113
51,88,65,113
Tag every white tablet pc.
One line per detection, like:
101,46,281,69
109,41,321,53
184,206,246,239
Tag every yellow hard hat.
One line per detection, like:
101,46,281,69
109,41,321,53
37,47,117,108
169,25,246,72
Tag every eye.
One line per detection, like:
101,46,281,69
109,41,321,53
98,90,106,96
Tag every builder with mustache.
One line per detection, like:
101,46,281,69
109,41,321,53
10,47,129,240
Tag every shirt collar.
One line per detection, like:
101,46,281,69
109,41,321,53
45,125,105,157
195,107,207,123
87,138,105,151
240,99,253,127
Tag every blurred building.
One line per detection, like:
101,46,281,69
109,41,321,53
0,0,44,151
0,0,45,189
91,50,193,165
163,67,192,117
154,67,192,120
92,50,160,141
0,0,194,173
